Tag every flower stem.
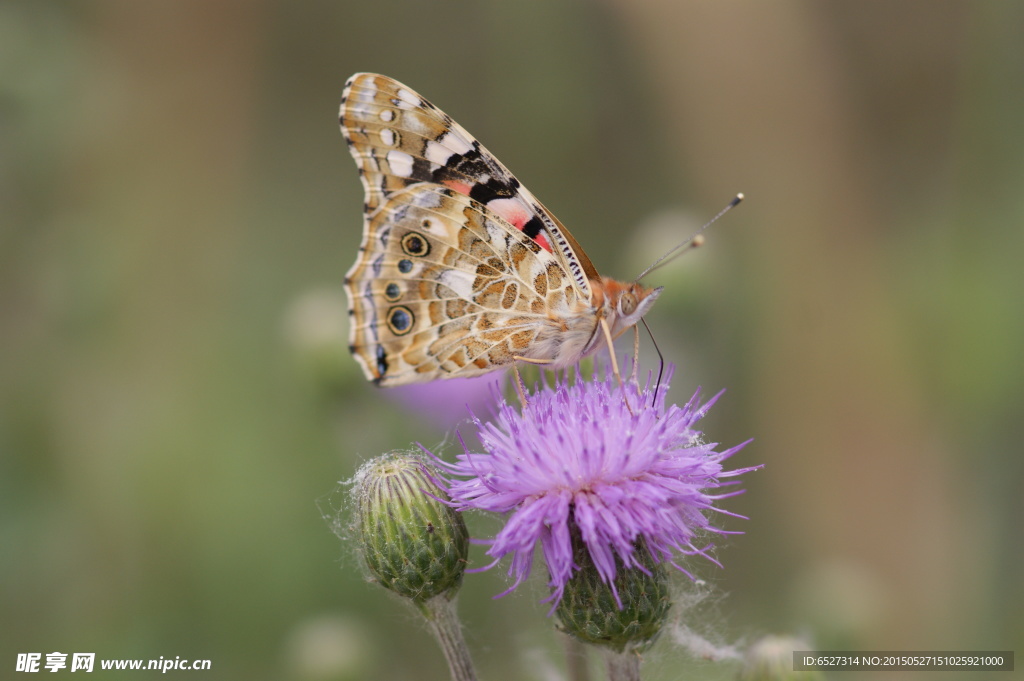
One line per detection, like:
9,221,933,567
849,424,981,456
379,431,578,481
563,635,591,681
417,596,478,681
604,649,641,681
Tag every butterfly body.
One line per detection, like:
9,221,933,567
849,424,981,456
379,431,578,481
340,74,661,386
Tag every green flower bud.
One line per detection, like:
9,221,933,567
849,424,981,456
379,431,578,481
354,453,468,602
556,531,670,653
738,636,824,681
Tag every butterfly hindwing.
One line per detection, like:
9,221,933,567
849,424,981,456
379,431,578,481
345,184,584,385
340,73,599,297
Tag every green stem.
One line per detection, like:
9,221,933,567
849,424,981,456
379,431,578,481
604,649,641,681
417,596,478,681
563,635,591,681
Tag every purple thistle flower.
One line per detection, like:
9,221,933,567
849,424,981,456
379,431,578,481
431,367,760,608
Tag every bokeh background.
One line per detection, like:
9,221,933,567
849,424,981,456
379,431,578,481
2,1,1022,679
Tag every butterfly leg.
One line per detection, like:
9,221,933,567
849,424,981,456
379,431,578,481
630,325,640,384
511,356,556,408
599,318,634,416
511,361,529,407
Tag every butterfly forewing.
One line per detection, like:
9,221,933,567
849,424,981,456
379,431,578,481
340,74,598,293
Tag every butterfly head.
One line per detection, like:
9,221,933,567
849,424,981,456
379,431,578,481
595,277,664,339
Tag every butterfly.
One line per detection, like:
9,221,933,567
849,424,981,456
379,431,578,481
340,73,662,387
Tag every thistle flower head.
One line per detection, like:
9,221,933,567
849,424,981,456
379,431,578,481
555,530,671,652
434,368,759,607
353,453,469,602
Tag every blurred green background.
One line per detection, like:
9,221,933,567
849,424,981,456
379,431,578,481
2,1,1022,679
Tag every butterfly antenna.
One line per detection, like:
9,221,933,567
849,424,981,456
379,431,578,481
635,193,743,282
640,317,665,409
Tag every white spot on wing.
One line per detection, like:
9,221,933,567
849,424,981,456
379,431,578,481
386,150,414,177
353,85,375,103
438,269,475,298
424,140,452,166
379,108,395,122
403,112,427,134
396,88,420,110
410,189,443,209
484,219,507,244
379,128,396,146
350,102,373,119
441,130,474,156
347,84,376,119
419,217,442,234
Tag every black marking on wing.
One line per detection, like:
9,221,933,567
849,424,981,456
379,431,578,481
430,143,491,185
374,345,388,382
410,155,432,182
469,176,519,204
522,216,544,240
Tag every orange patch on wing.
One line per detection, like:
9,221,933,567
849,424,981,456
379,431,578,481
505,210,528,229
443,180,473,195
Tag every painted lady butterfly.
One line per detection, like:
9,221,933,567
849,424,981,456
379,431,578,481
340,73,662,386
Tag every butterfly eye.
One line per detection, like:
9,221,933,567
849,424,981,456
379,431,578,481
401,231,430,257
619,292,638,316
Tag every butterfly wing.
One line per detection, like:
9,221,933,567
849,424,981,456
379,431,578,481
344,184,586,385
340,73,599,299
